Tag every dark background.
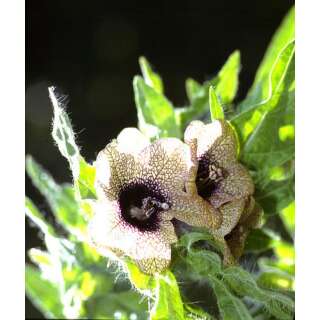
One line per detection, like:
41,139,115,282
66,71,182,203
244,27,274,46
26,1,294,318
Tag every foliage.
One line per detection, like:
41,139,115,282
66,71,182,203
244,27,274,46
26,7,295,320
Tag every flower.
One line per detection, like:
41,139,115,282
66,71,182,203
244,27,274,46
184,120,261,265
89,128,222,274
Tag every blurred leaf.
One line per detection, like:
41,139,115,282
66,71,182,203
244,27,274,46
26,266,64,319
49,87,97,200
209,86,225,121
26,156,87,237
25,196,55,236
242,7,294,108
244,229,279,253
222,267,294,320
280,201,295,237
133,76,180,139
186,249,221,277
254,174,294,215
177,231,214,251
210,277,253,320
257,271,294,292
150,271,185,320
184,304,214,320
139,56,164,94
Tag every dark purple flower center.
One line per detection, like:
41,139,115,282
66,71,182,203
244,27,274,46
118,181,170,232
196,155,225,199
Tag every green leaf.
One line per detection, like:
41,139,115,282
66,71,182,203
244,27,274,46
244,229,279,253
124,259,155,294
150,271,185,320
243,7,295,108
178,231,214,251
222,267,294,320
26,266,64,319
133,76,180,139
26,156,87,237
187,249,221,277
78,157,97,200
176,50,240,130
25,196,55,236
280,201,295,237
241,45,295,171
209,86,225,121
254,174,294,215
49,87,97,200
184,304,214,320
50,86,80,177
257,271,294,292
210,277,253,320
139,56,164,94
214,50,240,105
232,41,295,169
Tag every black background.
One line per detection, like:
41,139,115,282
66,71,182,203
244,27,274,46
26,1,294,318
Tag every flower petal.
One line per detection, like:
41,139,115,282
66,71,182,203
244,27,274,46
213,198,246,238
138,138,195,194
170,191,222,230
184,120,238,168
89,200,176,274
209,163,254,208
117,127,150,157
94,140,143,201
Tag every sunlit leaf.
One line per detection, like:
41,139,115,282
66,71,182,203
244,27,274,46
26,266,64,319
139,56,164,94
133,76,180,139
209,86,225,121
242,7,295,108
26,156,87,237
150,271,185,320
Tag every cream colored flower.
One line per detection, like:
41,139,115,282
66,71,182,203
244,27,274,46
184,120,261,265
89,128,221,274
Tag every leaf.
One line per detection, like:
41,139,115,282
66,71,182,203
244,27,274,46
176,50,240,130
25,196,55,236
241,44,295,170
257,271,294,292
254,174,294,215
244,229,279,253
222,267,294,320
187,250,222,278
243,7,294,108
214,50,240,105
209,86,225,121
280,201,295,237
232,41,295,163
26,266,64,319
210,277,253,320
50,86,80,177
133,76,180,139
124,259,155,295
178,231,215,251
49,87,97,200
26,156,87,237
139,56,164,94
150,271,185,320
78,157,97,200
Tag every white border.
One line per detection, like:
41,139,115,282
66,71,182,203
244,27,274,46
296,0,320,319
0,0,25,319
